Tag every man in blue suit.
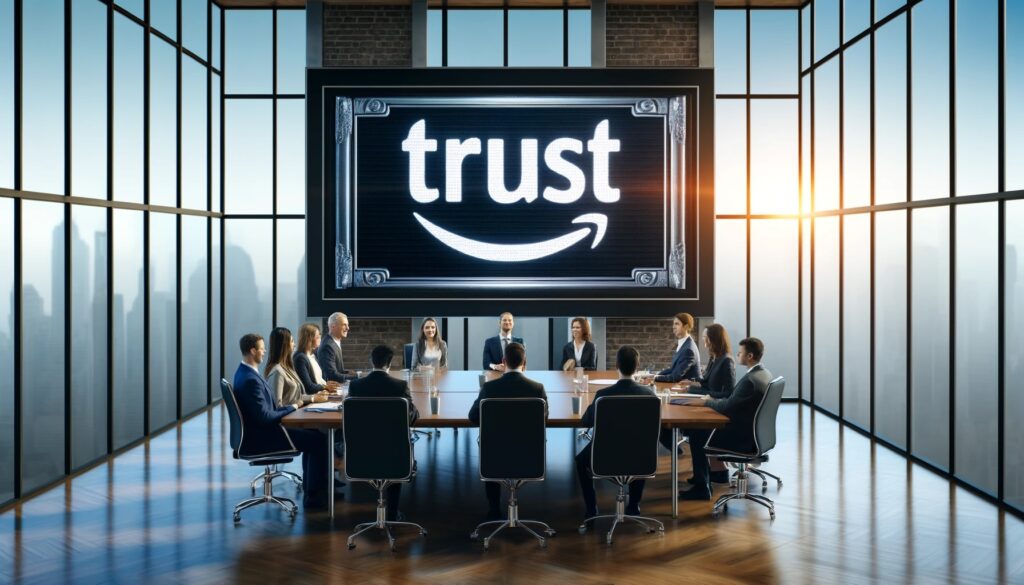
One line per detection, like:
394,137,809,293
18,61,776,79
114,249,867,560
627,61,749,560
482,312,524,371
233,333,331,509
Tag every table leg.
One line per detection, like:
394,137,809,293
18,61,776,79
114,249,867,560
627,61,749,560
671,427,678,519
328,428,335,520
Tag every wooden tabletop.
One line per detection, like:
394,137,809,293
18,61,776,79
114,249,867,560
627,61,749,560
282,370,730,430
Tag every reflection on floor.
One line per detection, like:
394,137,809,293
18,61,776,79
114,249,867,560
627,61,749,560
0,404,1022,584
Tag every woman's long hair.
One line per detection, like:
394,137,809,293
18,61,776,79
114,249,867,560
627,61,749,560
416,317,440,365
264,326,296,378
705,323,731,359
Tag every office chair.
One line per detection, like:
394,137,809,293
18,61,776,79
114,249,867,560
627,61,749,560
220,380,299,522
343,397,427,551
470,398,555,550
403,343,439,441
706,377,785,520
403,343,415,369
578,395,665,544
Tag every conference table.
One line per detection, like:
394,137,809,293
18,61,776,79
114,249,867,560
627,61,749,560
282,370,730,519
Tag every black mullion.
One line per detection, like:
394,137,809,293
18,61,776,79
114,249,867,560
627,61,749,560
206,0,213,405
745,9,751,339
10,0,19,498
463,317,469,369
809,0,815,407
143,0,151,436
904,1,914,455
837,0,845,422
105,0,114,455
805,0,926,77
218,7,225,392
868,0,876,435
948,0,957,478
503,0,509,68
111,2,145,27
223,213,305,220
997,0,1007,505
224,93,304,99
716,93,802,99
271,9,278,327
797,4,804,401
562,0,568,67
441,0,447,67
63,0,73,477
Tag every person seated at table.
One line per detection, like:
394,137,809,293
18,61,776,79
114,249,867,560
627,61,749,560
653,312,701,383
265,326,329,408
317,312,357,383
575,345,655,518
411,317,448,370
678,337,773,501
468,342,547,520
293,323,341,396
232,333,330,509
561,316,598,371
347,345,419,521
482,312,524,371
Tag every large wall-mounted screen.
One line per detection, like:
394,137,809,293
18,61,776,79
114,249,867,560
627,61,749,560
307,70,714,317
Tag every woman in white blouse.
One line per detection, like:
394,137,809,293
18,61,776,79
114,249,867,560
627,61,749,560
293,323,340,396
266,326,328,407
411,317,448,369
561,316,598,370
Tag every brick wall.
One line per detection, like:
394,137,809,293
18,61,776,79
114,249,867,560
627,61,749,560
323,4,411,67
606,4,699,67
341,318,412,369
605,318,685,372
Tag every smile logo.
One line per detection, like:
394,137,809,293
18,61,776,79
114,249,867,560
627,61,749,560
402,119,620,262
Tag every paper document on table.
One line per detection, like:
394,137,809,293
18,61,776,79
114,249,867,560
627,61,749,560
668,391,705,398
587,379,619,385
304,402,343,412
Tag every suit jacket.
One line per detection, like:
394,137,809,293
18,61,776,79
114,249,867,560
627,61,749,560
411,339,448,369
231,363,296,457
655,336,701,383
316,336,356,383
347,370,419,424
481,335,525,370
561,340,598,371
580,378,655,428
293,351,326,395
705,364,773,454
266,363,310,408
694,354,736,399
468,371,547,425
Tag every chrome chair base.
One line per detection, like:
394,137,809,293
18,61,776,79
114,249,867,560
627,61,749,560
249,464,302,494
411,429,435,442
347,481,427,552
713,465,776,520
578,482,664,545
576,429,592,441
234,465,298,522
747,466,783,489
470,482,555,550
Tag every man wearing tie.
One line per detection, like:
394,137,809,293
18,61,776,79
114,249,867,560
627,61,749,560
317,312,356,383
482,312,524,371
232,333,330,509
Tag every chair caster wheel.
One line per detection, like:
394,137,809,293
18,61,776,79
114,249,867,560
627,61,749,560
605,535,613,545
712,511,721,519
545,529,556,537
233,514,241,523
482,540,490,551
420,530,428,536
578,525,587,534
347,543,356,550
469,531,479,540
539,539,547,548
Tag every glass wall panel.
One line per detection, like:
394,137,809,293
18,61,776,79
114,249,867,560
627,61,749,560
715,99,746,215
71,206,108,469
954,202,998,495
276,219,306,331
843,38,870,208
213,5,221,70
427,9,441,67
1010,0,1024,191
801,219,810,400
116,0,143,20
842,213,871,429
874,210,907,448
181,215,208,415
114,14,144,203
152,0,177,39
814,216,840,414
225,10,272,94
750,220,799,398
211,74,221,212
0,0,11,189
225,219,272,377
276,99,305,215
0,199,14,502
955,0,998,196
801,4,810,71
150,37,178,208
20,200,65,493
72,0,107,200
567,9,590,67
447,10,503,67
814,59,839,211
874,15,907,205
911,206,949,469
182,58,208,211
876,0,906,22
750,100,798,214
277,9,305,94
183,0,208,61
714,219,746,360
814,0,839,62
112,209,145,449
22,0,64,195
911,0,950,201
211,219,222,393
1006,201,1024,510
843,0,870,42
149,213,178,431
750,11,798,95
224,99,272,214
508,10,562,67
801,76,811,213
715,10,745,95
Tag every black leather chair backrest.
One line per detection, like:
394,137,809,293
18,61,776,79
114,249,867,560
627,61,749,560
343,397,413,481
753,377,785,455
220,379,243,458
478,398,546,481
591,395,662,478
404,343,415,369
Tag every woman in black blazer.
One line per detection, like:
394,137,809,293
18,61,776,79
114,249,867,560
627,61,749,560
678,323,736,398
561,317,598,371
293,323,340,396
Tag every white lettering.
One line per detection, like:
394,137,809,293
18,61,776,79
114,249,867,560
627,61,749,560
487,138,538,204
401,120,439,203
444,138,481,203
587,120,621,203
542,138,585,204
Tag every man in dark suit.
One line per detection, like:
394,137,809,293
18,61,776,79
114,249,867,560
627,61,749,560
317,312,357,383
481,312,524,371
232,333,330,509
347,345,418,520
468,342,547,519
575,346,656,518
679,337,773,500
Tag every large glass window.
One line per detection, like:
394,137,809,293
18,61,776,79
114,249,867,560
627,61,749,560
225,11,272,94
750,101,798,214
567,10,590,67
112,209,145,449
1009,0,1024,191
874,210,907,448
276,99,305,215
1006,201,1024,510
150,213,178,431
714,220,746,358
874,15,907,205
508,10,563,67
715,11,746,94
183,0,208,61
276,219,306,332
842,213,871,429
277,10,305,94
714,99,746,215
447,10,503,67
843,0,870,42
955,0,998,196
224,99,273,214
813,216,840,414
0,198,13,502
0,0,12,189
181,215,208,415
749,221,799,398
72,0,107,200
182,58,208,211
911,0,950,201
842,39,870,208
150,37,179,207
114,13,144,203
814,59,840,210
152,0,178,40
750,11,798,94
224,219,272,377
21,0,64,195
814,0,839,62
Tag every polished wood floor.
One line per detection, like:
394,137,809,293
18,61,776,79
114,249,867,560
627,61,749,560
1,404,1022,585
